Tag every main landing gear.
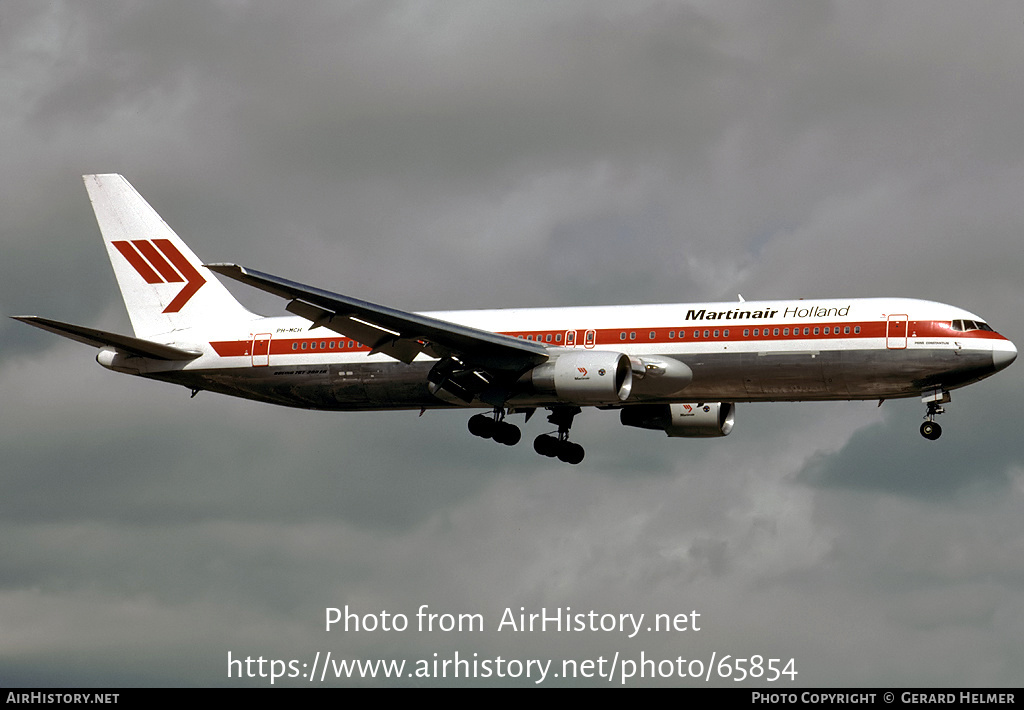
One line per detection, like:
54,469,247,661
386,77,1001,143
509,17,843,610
920,386,950,441
468,409,522,446
533,406,585,465
467,405,585,464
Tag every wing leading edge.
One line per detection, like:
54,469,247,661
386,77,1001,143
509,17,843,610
11,315,201,360
206,263,549,378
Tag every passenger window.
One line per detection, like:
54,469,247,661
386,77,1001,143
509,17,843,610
292,343,298,351
545,334,552,342
620,332,626,340
823,327,829,335
743,329,749,337
703,330,710,338
773,328,779,336
724,329,729,337
669,331,675,339
630,332,636,340
783,328,789,336
844,327,850,335
649,331,656,339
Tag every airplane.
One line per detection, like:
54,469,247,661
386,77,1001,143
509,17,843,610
12,175,1017,464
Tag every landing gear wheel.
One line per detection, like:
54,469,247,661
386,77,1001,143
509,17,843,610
493,421,522,446
534,406,587,463
468,413,495,438
534,434,559,457
920,421,942,440
919,388,949,441
556,441,585,465
469,409,521,446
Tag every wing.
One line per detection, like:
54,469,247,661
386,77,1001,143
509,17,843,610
206,264,549,403
11,315,201,360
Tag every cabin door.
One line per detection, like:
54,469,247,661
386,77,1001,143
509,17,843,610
251,333,272,366
886,315,908,349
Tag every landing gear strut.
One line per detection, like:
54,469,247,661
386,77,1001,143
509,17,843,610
920,387,950,440
533,406,585,464
468,408,522,446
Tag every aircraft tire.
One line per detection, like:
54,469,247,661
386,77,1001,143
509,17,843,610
494,422,522,446
534,434,559,457
920,421,942,440
468,413,494,438
557,442,585,465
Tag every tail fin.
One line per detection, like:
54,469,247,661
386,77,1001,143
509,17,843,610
84,174,253,338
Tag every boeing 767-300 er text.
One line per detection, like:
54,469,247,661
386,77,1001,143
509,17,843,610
13,175,1017,464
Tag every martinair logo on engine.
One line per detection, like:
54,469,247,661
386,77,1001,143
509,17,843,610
111,239,206,313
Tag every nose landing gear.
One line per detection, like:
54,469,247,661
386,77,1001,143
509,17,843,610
920,419,942,440
920,387,950,440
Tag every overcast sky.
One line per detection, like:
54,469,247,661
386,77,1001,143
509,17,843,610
2,1,1022,687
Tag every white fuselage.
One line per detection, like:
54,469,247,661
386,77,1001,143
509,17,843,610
113,296,1016,411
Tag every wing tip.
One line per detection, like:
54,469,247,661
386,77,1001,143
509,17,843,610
205,263,246,277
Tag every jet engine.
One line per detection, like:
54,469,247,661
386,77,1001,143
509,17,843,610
620,402,735,437
526,351,633,404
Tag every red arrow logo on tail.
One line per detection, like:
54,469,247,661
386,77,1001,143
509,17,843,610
111,239,206,313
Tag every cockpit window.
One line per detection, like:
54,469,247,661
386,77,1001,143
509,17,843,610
951,319,994,332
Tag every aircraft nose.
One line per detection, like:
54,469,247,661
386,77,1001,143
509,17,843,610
993,340,1017,372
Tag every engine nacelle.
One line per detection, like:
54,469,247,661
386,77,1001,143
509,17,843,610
629,356,693,395
527,351,633,404
620,402,735,437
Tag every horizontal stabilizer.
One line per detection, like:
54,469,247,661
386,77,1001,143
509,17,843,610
11,316,201,361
